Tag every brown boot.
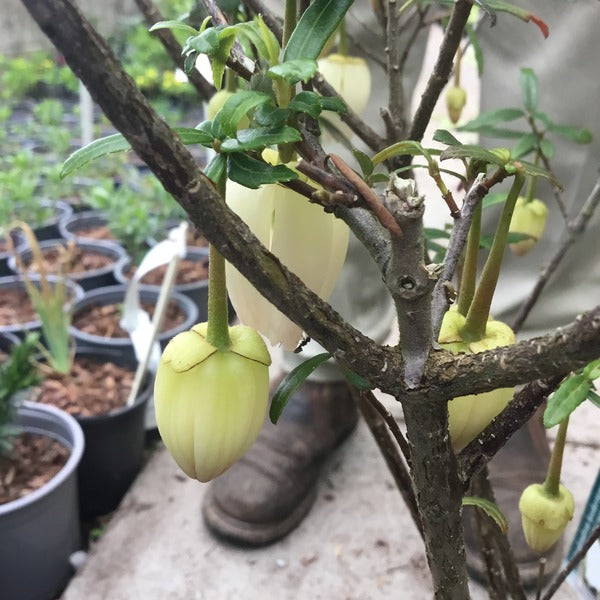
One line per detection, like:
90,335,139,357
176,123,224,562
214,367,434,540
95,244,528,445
202,377,358,546
465,412,563,586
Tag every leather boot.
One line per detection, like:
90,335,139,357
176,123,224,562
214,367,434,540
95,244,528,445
202,377,358,546
464,411,563,586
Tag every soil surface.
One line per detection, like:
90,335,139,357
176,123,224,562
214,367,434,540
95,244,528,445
0,432,69,505
70,225,115,242
36,357,135,417
24,245,114,275
72,300,186,338
125,257,209,286
0,288,38,325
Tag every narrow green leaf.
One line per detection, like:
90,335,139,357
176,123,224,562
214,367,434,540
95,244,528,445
220,126,301,152
544,374,591,428
458,108,524,132
433,129,463,147
235,22,269,61
518,159,562,189
582,358,600,381
540,138,555,159
268,59,318,85
479,231,530,249
372,141,430,166
204,153,227,185
587,389,600,409
369,173,391,184
342,369,374,390
254,104,291,128
439,144,505,166
511,133,537,159
424,227,452,240
185,27,220,55
352,148,374,178
212,27,239,90
319,96,347,114
549,124,593,145
256,14,280,65
465,24,484,76
149,20,198,36
462,496,508,534
472,126,525,140
283,0,354,62
520,67,538,113
216,91,272,138
227,153,297,189
482,191,508,209
270,353,332,423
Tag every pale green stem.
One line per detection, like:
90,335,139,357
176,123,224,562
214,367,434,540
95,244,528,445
544,417,569,497
225,68,236,93
457,200,481,317
338,18,349,56
462,170,526,341
283,0,297,47
524,151,539,203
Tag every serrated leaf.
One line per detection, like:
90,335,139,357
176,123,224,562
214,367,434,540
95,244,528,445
288,91,323,119
439,144,505,166
520,67,538,113
549,124,593,145
227,153,297,189
544,373,590,428
352,148,374,178
220,126,301,152
511,133,538,160
283,0,354,62
61,128,214,178
204,153,227,184
149,20,198,36
462,496,508,534
433,129,463,146
217,91,272,138
270,353,332,423
587,389,600,409
458,108,524,133
268,59,318,85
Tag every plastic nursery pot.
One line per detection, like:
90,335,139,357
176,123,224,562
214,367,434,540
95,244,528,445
14,199,74,242
114,247,209,321
0,402,84,600
69,284,199,365
58,209,113,244
66,346,152,519
0,238,13,277
8,237,128,291
0,274,84,338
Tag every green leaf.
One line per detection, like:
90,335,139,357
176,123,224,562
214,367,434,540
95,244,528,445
256,15,280,65
540,138,555,159
520,67,538,113
582,358,600,381
433,129,463,147
425,227,451,240
268,59,318,85
439,144,506,166
283,0,354,62
458,108,524,133
61,128,214,178
587,389,600,409
227,153,297,189
220,126,301,152
465,24,484,76
479,231,530,249
472,126,525,140
482,191,508,209
185,27,220,55
342,369,374,390
549,124,593,145
518,159,562,189
369,173,391,184
204,153,227,185
319,96,347,114
288,91,323,119
269,353,332,423
217,91,272,138
372,141,431,166
462,497,508,534
544,373,591,428
212,27,239,90
235,21,269,63
511,133,537,159
254,104,291,128
149,20,198,36
352,148,374,178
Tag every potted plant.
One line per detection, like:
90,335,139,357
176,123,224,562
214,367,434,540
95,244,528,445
0,334,85,600
9,228,155,518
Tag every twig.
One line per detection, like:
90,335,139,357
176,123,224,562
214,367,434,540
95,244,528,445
535,559,546,600
328,153,402,237
512,175,600,333
458,377,562,488
134,0,214,100
386,0,408,143
408,0,471,145
539,524,600,600
364,391,411,468
353,388,423,540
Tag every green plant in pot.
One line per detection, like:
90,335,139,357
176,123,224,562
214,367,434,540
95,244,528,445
9,222,152,518
0,333,85,600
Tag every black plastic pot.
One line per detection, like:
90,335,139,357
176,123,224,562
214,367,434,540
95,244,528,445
69,284,198,364
0,402,84,600
114,247,209,321
69,347,152,518
8,237,128,291
0,274,84,338
16,199,73,242
58,209,111,244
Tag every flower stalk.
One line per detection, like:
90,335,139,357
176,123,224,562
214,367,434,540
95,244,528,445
544,416,569,496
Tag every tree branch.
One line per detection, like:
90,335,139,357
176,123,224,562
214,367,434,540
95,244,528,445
385,0,408,143
134,0,215,100
512,175,600,332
